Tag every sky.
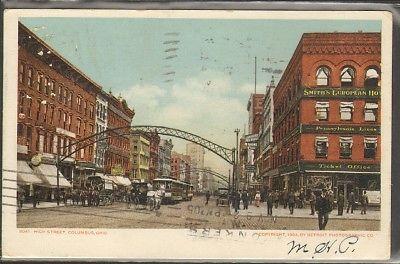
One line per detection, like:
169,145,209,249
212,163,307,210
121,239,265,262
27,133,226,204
20,17,381,176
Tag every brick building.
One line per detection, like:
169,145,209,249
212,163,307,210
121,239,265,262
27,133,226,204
158,138,173,177
171,152,191,181
17,22,135,199
148,132,161,181
104,93,135,177
270,32,381,201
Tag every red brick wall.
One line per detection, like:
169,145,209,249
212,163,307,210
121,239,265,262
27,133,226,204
18,46,96,163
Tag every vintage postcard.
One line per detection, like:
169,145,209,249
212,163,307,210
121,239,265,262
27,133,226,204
2,9,392,260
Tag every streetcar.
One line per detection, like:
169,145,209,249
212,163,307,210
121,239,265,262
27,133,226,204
181,181,194,201
152,178,184,204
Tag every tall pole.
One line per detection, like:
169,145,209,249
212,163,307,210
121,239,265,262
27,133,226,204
234,128,240,192
254,56,257,94
228,169,231,192
56,152,60,206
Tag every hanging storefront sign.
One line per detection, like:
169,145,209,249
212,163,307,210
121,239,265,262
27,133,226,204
301,124,380,135
302,87,380,99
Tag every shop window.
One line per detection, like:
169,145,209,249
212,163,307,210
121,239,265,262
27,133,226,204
315,101,329,121
27,67,33,87
364,137,377,159
19,62,25,83
315,136,328,158
340,102,354,121
339,137,353,159
316,66,330,86
341,67,355,87
365,68,380,88
365,102,378,121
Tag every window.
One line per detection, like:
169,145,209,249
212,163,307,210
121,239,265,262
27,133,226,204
364,137,377,158
27,67,33,87
77,96,82,112
36,99,42,121
339,137,353,158
49,105,54,124
365,102,378,122
68,91,73,107
26,97,32,117
17,123,24,137
58,109,62,125
62,111,67,129
63,88,68,105
36,73,41,91
341,67,355,87
18,91,25,114
58,85,63,101
53,135,58,154
316,66,330,86
84,100,88,115
315,136,328,158
18,62,25,83
49,80,55,97
44,77,49,95
26,126,32,150
340,102,354,121
315,102,329,121
365,68,380,88
89,104,94,118
77,118,81,134
67,114,72,131
43,103,48,123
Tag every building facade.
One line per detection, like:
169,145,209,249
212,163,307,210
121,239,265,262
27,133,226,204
148,132,160,182
258,78,276,188
131,132,150,181
17,22,103,199
94,92,108,174
158,138,173,177
104,93,134,177
270,32,381,202
186,143,205,189
171,151,190,181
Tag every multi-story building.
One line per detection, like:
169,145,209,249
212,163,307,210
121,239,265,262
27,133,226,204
158,138,173,177
131,132,150,181
186,143,205,189
271,32,381,201
258,78,276,188
17,22,102,199
243,93,265,191
171,151,190,181
104,93,134,178
148,132,160,182
94,91,108,174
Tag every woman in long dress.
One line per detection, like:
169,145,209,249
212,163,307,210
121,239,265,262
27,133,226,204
255,191,261,207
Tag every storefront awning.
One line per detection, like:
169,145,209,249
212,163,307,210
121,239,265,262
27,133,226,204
17,160,43,185
108,175,131,186
33,164,72,188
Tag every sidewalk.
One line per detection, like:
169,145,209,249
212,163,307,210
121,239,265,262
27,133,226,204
21,201,66,210
230,203,380,220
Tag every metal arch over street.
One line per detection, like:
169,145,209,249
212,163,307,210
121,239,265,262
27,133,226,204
170,167,229,184
60,125,235,165
131,125,235,165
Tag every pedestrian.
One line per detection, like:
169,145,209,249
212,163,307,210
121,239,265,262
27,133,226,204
309,191,316,215
32,188,38,208
63,189,68,205
80,189,86,206
283,188,288,209
17,187,25,212
288,190,295,215
346,191,356,214
205,190,211,205
316,189,332,230
337,191,345,216
273,190,279,209
299,189,305,209
254,191,261,207
242,190,249,210
267,191,273,215
234,191,241,212
360,190,369,215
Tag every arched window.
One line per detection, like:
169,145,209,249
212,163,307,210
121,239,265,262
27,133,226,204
341,67,355,87
316,66,330,86
364,68,380,88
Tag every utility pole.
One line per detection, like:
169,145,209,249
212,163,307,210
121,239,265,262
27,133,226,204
254,56,257,94
234,128,240,192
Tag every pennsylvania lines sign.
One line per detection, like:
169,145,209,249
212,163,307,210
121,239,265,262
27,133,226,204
302,88,380,99
301,125,380,135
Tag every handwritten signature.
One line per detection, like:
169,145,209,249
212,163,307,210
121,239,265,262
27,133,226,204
287,236,359,257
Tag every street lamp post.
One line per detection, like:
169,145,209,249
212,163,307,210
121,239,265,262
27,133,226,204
56,153,60,206
234,128,240,192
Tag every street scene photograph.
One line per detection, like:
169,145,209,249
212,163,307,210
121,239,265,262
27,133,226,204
15,15,382,231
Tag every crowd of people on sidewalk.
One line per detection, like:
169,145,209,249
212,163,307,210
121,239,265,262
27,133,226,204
16,186,133,211
228,188,371,230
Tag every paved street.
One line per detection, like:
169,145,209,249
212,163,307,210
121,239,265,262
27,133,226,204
17,196,379,230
